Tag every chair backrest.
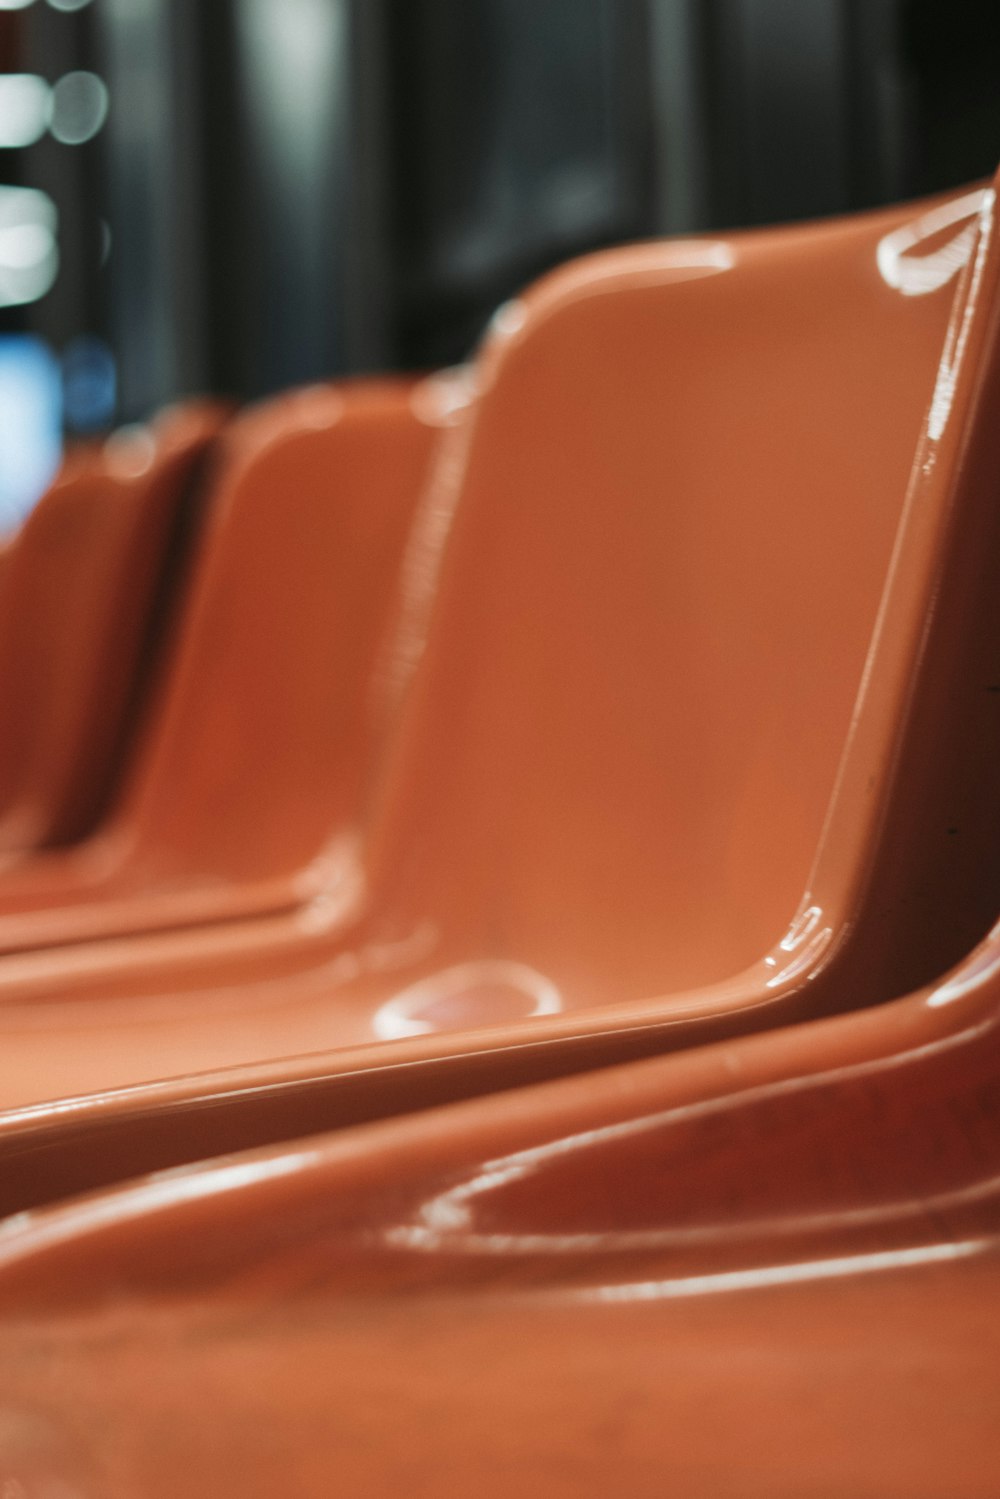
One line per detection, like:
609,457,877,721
108,380,445,886
360,191,987,1007
0,404,223,857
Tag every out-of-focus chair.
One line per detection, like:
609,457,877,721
0,378,448,949
0,403,225,867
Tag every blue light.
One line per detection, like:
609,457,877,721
62,334,116,432
0,335,62,532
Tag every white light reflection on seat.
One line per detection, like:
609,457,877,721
925,189,996,443
573,1238,987,1304
374,960,562,1040
877,188,987,297
383,1163,1000,1260
378,1022,1000,1258
0,1148,324,1269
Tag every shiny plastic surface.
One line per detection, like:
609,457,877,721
0,404,223,862
0,378,443,949
2,1261,995,1497
2,917,1000,1493
1,182,1000,1498
0,186,998,1123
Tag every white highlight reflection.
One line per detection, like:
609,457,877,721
928,931,1000,1008
380,1024,997,1258
385,1167,1000,1259
575,1238,986,1304
374,960,561,1040
103,422,155,478
875,186,997,445
766,903,833,988
926,189,995,443
410,366,478,428
877,189,987,297
0,1149,322,1267
489,300,528,339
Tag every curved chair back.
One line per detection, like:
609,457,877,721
358,187,997,1014
0,404,223,860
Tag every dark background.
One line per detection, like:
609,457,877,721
1,0,998,522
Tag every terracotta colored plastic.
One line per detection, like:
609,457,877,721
2,188,1000,1499
2,919,1000,1493
0,184,998,1124
0,1255,995,1498
0,405,223,864
0,378,446,949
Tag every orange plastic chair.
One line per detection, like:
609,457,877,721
0,182,996,1121
0,377,447,949
0,1253,992,1498
2,915,1000,1493
0,403,224,867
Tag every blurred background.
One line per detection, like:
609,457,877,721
1,0,998,528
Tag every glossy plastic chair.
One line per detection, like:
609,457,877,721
2,913,1000,1493
0,377,447,950
0,403,224,867
0,184,997,1123
3,189,1000,1499
0,1263,993,1499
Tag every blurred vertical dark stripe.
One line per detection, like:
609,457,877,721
9,0,999,423
384,0,655,367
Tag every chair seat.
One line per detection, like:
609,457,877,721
2,909,1000,1496
0,178,996,1141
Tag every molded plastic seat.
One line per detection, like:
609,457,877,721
0,1254,994,1499
0,403,224,867
0,378,446,947
2,917,1000,1494
0,183,997,1120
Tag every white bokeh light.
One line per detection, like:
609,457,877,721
0,74,50,148
49,70,109,145
0,186,59,309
